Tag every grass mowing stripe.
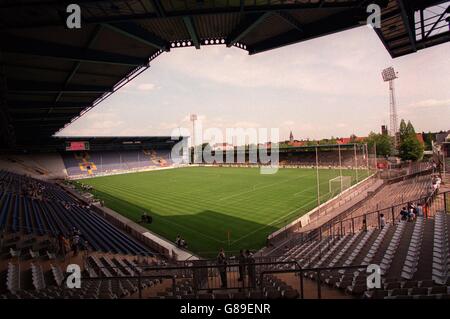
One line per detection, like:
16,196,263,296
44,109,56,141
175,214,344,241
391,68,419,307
80,167,369,256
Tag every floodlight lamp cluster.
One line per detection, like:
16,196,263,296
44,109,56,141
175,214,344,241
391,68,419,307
382,67,398,82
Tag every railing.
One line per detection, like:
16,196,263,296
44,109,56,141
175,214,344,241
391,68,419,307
317,189,448,238
384,167,433,184
266,174,379,246
75,259,371,299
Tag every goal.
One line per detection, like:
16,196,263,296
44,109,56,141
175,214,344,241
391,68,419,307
329,176,352,195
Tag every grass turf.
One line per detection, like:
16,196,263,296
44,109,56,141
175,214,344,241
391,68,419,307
78,167,369,257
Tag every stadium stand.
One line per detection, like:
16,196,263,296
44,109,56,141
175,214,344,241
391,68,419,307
61,149,173,177
279,149,358,167
0,167,448,299
263,171,450,298
0,170,153,256
296,174,435,238
0,153,66,180
268,210,450,299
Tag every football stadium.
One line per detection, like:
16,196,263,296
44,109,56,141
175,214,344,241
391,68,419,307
0,0,449,309
76,161,370,255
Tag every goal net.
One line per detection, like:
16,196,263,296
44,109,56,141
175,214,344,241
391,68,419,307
329,176,352,195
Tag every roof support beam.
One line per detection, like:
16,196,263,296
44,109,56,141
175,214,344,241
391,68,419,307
0,0,365,11
150,0,166,17
103,22,170,51
183,16,200,49
424,5,449,39
390,30,450,52
14,122,63,127
0,34,148,66
249,8,367,55
276,11,303,32
9,107,84,114
226,12,272,47
396,0,417,52
0,1,371,29
7,101,88,109
13,116,73,122
54,25,103,104
7,80,111,94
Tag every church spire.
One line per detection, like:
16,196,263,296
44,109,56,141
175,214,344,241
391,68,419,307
289,131,294,142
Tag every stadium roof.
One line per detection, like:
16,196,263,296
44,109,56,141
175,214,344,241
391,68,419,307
56,136,182,144
0,0,448,148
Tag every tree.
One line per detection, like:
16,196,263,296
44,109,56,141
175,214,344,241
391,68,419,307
365,132,393,157
405,121,415,137
422,131,433,150
398,120,424,161
305,139,317,146
328,137,338,145
349,134,358,143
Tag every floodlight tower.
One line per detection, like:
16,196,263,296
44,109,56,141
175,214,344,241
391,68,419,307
190,114,197,147
382,67,399,147
190,114,197,163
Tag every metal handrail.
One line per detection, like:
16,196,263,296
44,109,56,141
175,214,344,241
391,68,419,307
62,260,373,299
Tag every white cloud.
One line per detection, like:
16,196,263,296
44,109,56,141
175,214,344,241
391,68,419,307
282,120,295,127
159,28,388,97
119,127,153,136
137,83,156,91
409,99,450,109
158,122,179,130
58,25,450,140
233,121,260,128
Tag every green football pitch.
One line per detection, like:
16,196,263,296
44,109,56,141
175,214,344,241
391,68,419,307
78,167,369,257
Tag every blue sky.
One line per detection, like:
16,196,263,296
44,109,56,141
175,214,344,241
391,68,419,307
57,25,450,142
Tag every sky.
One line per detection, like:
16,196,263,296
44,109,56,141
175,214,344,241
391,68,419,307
57,25,450,144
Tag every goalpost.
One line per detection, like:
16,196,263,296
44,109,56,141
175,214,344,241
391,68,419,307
329,176,352,195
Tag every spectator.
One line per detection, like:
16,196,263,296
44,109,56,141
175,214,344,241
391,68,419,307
81,239,89,251
217,249,227,288
407,202,413,212
238,250,246,282
180,238,187,249
362,217,367,232
423,203,429,219
57,233,67,256
408,209,416,222
246,249,256,288
175,235,181,247
72,233,80,257
379,214,386,229
416,203,424,218
400,207,409,221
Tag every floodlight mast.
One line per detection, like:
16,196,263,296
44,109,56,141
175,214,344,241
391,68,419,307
382,67,399,148
190,114,198,163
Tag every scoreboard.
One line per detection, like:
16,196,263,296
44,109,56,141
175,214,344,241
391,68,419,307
65,141,90,151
